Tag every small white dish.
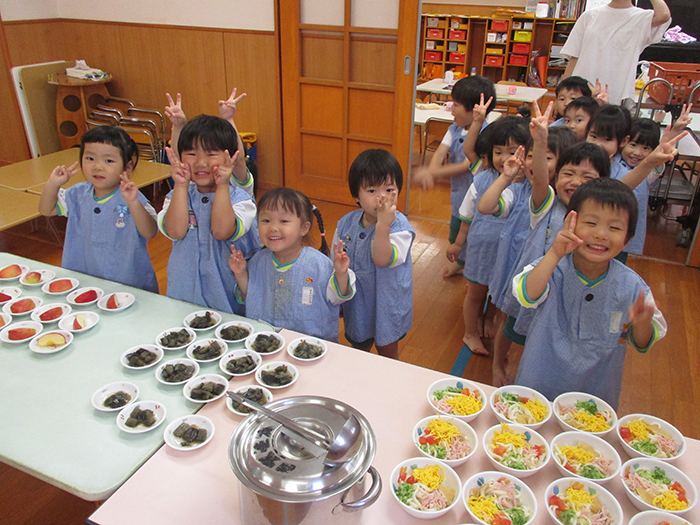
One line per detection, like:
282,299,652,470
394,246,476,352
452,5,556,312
183,374,228,404
185,338,228,363
391,457,462,519
617,413,686,461
67,287,104,306
97,292,136,312
287,336,328,362
621,457,697,514
545,477,623,525
42,277,79,295
255,361,299,390
3,296,43,316
426,378,487,423
183,310,222,331
245,331,285,356
628,510,695,525
226,385,273,416
156,358,200,385
413,415,478,467
551,431,621,485
553,391,617,438
0,320,42,344
215,320,254,343
19,269,55,286
163,415,215,451
58,311,99,333
121,344,164,370
0,286,22,304
0,263,28,281
29,330,73,354
156,327,196,351
0,312,11,330
490,385,552,429
31,303,71,324
464,472,537,525
482,423,550,478
91,381,139,412
219,349,262,377
116,401,166,434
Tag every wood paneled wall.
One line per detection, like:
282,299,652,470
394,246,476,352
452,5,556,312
0,19,282,188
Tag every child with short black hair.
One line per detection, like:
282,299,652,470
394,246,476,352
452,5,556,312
512,177,667,409
551,76,592,125
563,96,600,141
586,104,632,159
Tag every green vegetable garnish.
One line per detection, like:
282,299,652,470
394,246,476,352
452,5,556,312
419,443,447,459
575,400,598,416
502,393,521,403
396,482,416,504
579,464,605,479
434,386,462,401
557,509,576,525
638,467,671,486
633,440,659,456
505,506,528,525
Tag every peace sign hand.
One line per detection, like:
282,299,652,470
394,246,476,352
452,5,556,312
530,101,553,143
552,210,582,258
165,93,186,129
219,88,247,121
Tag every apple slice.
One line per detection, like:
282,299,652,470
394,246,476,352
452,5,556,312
37,332,67,348
0,318,6,329
10,298,35,314
49,279,73,293
0,292,11,302
0,264,22,279
75,290,98,304
106,294,120,309
40,307,64,322
8,327,36,340
73,314,88,330
24,271,42,284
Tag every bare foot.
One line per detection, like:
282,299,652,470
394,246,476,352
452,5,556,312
462,333,489,356
442,260,463,278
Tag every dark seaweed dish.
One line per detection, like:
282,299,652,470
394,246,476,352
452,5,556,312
252,334,281,354
192,340,223,361
126,348,157,367
189,381,225,400
260,365,293,387
188,311,216,329
219,325,251,341
173,422,208,446
103,391,131,409
230,387,269,414
293,341,324,359
160,329,192,348
160,362,196,383
125,406,156,428
225,354,258,374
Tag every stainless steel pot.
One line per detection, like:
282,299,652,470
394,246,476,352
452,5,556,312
229,396,381,525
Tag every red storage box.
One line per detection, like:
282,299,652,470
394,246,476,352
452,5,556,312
448,52,466,63
485,55,504,67
509,54,528,66
648,61,700,104
448,30,466,40
512,43,530,54
424,51,443,62
491,20,509,31
426,28,444,39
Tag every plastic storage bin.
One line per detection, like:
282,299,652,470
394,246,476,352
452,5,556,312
424,51,443,62
508,54,528,66
512,43,530,54
485,55,505,67
648,61,700,104
448,52,466,63
426,28,444,39
491,20,509,31
448,30,466,40
513,31,532,42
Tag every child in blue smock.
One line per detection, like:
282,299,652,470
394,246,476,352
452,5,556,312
39,126,158,292
562,96,600,141
228,188,355,343
512,178,667,409
159,115,259,314
332,149,415,360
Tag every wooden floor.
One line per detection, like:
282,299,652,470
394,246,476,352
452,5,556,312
1,175,699,524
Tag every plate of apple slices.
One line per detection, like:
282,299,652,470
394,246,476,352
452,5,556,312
42,277,80,295
19,269,56,287
0,320,42,344
31,303,72,324
59,311,100,333
29,330,73,354
3,296,43,316
0,264,28,281
67,287,104,306
0,287,22,305
97,292,135,312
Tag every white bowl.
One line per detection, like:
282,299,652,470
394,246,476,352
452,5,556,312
617,414,686,461
183,374,228,403
116,401,166,434
255,361,299,390
621,457,697,514
183,309,222,331
215,320,254,343
544,477,623,525
245,331,285,356
490,385,552,429
287,336,328,362
390,457,462,519
97,292,136,312
58,311,99,333
42,277,79,295
66,286,104,306
413,415,478,467
463,471,537,525
0,312,11,329
0,320,43,344
31,303,71,324
628,509,696,525
0,263,28,281
219,349,262,377
185,338,228,363
551,431,621,484
120,344,164,370
3,296,43,316
426,378,487,423
156,327,196,351
91,381,139,412
226,385,274,416
482,423,550,478
19,269,55,286
29,330,73,354
163,415,215,451
553,392,617,437
0,286,22,304
156,358,200,385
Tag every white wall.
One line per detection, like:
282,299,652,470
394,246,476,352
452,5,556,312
0,0,275,31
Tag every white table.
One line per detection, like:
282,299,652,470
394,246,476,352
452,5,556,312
417,78,548,104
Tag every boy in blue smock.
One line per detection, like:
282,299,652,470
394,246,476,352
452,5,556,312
512,178,667,410
550,76,592,127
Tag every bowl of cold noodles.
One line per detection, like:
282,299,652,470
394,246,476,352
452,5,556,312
628,509,696,525
551,431,621,485
482,423,549,478
463,471,537,525
391,457,462,519
427,378,486,423
490,385,551,429
545,477,623,525
617,414,686,461
620,457,697,514
413,415,477,467
553,392,617,437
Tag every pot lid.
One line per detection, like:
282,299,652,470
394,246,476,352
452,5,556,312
229,396,376,503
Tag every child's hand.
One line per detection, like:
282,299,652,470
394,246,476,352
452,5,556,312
48,162,80,187
228,246,247,275
472,93,493,125
552,210,583,258
503,146,525,182
164,93,186,129
588,79,609,105
670,103,692,138
119,172,138,203
645,126,687,168
165,147,191,186
530,101,553,142
212,149,239,186
412,166,434,190
446,243,462,263
218,88,247,121
628,290,654,327
333,240,350,274
376,193,397,228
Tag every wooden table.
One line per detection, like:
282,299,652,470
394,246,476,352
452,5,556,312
0,187,41,230
88,329,700,524
417,78,548,104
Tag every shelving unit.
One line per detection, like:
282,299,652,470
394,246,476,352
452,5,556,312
546,20,576,87
481,18,509,84
505,17,535,84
